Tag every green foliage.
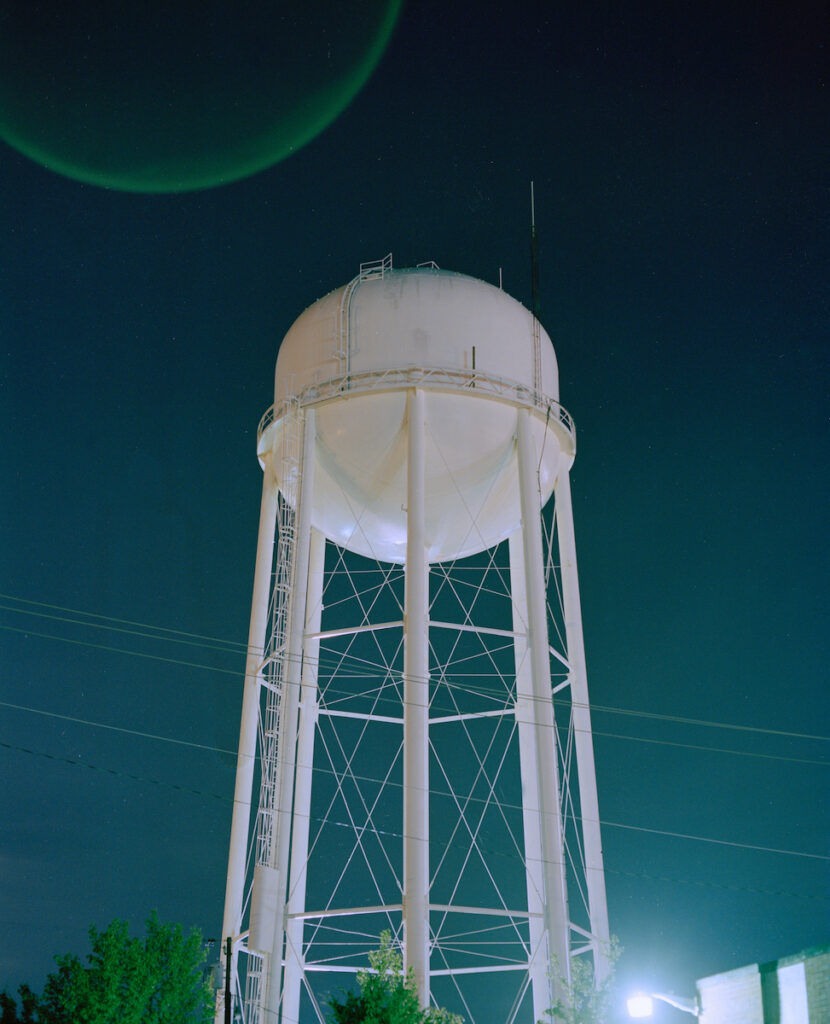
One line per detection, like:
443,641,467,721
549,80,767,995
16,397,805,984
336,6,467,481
328,932,462,1024
541,941,621,1024
0,992,15,1024
0,986,38,1024
2,914,212,1024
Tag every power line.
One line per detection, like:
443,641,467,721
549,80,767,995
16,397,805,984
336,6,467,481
0,698,238,756
0,600,247,655
3,738,829,878
0,740,230,802
0,624,241,676
5,696,823,796
3,616,826,747
3,591,827,739
0,592,249,651
590,703,830,744
2,702,827,864
2,652,827,775
590,729,828,768
2,680,825,771
602,818,828,861
604,865,829,903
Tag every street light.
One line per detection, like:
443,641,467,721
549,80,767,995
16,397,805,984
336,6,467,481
627,992,699,1017
628,994,656,1017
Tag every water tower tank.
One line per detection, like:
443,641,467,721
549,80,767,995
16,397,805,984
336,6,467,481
219,258,611,1024
259,262,574,563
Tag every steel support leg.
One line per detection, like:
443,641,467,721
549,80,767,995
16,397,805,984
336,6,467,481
509,529,554,1023
216,468,279,1024
282,527,326,1023
264,408,317,1022
554,466,611,981
516,409,570,1002
404,388,430,1006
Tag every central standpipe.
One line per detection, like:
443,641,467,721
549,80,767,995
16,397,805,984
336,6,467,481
403,388,431,1005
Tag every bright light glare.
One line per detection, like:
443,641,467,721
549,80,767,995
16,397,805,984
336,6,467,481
627,993,655,1018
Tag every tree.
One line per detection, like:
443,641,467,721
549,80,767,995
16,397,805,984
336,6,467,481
327,932,462,1024
541,941,621,1024
1,913,213,1024
0,985,38,1024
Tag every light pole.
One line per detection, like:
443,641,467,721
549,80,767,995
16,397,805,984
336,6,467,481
627,992,699,1018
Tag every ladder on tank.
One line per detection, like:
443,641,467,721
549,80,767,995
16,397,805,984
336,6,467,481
335,254,394,375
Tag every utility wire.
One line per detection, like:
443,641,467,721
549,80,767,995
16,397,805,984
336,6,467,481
0,600,247,655
590,703,830,744
0,740,230,802
0,624,241,676
1,691,825,770
0,592,249,651
1,703,827,863
0,698,238,756
589,729,828,767
601,819,828,861
3,618,826,747
1,637,827,772
604,865,829,903
3,738,829,875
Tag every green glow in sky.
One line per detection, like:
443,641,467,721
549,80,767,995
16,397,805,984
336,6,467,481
0,1,401,192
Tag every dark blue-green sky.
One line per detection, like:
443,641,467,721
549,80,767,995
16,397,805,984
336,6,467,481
1,0,827,1016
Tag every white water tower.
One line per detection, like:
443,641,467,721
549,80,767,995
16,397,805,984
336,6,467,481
218,257,610,1024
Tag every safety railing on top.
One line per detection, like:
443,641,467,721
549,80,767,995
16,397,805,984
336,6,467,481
358,253,393,279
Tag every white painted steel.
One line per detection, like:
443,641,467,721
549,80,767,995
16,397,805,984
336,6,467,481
509,529,552,1024
275,269,559,406
320,709,403,724
249,865,281,953
219,263,611,1024
262,385,563,564
263,269,564,563
429,708,512,725
289,904,403,922
263,409,317,1022
282,527,326,1024
553,468,612,979
306,620,403,640
429,965,533,977
403,388,430,1006
516,408,571,1001
216,470,278,1024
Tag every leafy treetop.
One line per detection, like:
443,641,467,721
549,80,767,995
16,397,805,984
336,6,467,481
0,913,213,1024
328,932,462,1024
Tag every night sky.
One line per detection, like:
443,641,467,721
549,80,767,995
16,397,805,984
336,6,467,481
1,0,827,1017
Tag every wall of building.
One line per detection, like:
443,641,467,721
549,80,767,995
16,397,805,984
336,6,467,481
696,945,830,1024
803,948,830,1023
698,963,764,1024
